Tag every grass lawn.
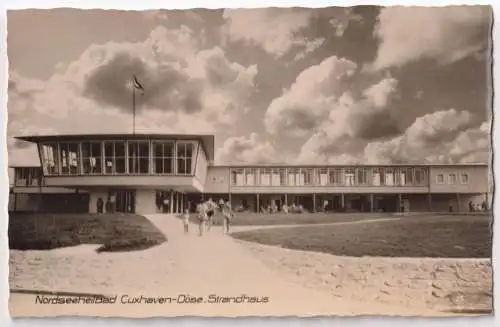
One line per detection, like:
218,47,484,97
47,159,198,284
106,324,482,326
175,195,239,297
232,215,492,258
216,212,396,226
9,212,167,253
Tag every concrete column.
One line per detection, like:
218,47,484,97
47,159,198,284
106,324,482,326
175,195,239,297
176,193,182,213
370,193,374,212
398,193,402,213
256,193,260,213
180,193,184,212
135,189,156,214
340,193,345,209
169,191,174,214
284,193,288,205
313,193,316,212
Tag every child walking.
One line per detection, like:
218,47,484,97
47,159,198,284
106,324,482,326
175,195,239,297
182,208,190,234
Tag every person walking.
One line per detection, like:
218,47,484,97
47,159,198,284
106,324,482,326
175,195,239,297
205,198,217,231
196,202,207,236
182,208,190,234
96,197,104,214
222,201,234,235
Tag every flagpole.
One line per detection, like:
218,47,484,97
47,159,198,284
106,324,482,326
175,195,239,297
132,85,136,135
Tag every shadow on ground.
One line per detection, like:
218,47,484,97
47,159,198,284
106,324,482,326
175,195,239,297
8,213,167,252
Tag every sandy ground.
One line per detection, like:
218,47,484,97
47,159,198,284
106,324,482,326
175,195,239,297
238,240,492,314
9,214,491,317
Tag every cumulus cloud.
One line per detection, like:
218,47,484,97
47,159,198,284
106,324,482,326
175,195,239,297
370,6,491,70
295,75,400,163
216,133,277,164
8,25,258,166
222,8,321,59
363,109,489,164
264,56,358,136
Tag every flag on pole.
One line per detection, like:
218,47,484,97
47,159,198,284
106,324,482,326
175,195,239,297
132,75,145,95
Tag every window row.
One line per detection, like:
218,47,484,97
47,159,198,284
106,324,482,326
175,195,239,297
230,167,429,187
40,140,197,176
436,173,469,185
14,167,42,187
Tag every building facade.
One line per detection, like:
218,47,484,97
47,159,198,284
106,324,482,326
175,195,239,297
10,133,491,214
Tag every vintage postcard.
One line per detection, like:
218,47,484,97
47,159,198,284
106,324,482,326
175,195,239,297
7,5,493,317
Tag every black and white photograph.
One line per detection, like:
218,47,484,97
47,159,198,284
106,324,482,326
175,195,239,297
6,5,493,317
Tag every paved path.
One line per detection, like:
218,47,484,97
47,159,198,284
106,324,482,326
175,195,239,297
10,214,443,317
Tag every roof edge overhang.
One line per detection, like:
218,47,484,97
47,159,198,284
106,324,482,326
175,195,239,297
14,133,216,162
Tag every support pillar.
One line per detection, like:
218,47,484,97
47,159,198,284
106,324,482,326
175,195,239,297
398,193,402,213
313,193,316,213
370,193,374,212
284,194,288,205
340,193,345,210
177,193,181,213
169,191,174,214
256,193,260,213
180,193,184,212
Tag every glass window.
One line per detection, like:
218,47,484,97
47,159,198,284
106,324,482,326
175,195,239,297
329,168,342,185
372,168,381,186
345,168,355,186
58,142,79,176
259,168,271,186
405,168,413,185
81,141,102,174
295,169,304,186
461,173,469,184
128,141,150,174
384,168,394,186
318,168,328,186
356,168,368,185
230,168,244,185
153,142,174,174
436,174,444,184
40,143,57,175
115,141,126,174
245,168,256,186
279,168,287,186
177,142,194,175
15,167,28,186
448,173,457,184
271,169,280,186
287,168,297,186
414,168,428,185
303,169,313,185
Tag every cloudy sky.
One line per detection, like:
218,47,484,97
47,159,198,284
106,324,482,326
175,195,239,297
7,5,492,166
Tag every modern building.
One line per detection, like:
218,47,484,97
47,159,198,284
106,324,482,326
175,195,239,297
10,133,491,214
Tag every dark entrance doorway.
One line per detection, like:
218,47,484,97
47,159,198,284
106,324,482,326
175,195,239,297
115,190,136,213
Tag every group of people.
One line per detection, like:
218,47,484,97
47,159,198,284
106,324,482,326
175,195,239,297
181,198,235,236
96,194,116,214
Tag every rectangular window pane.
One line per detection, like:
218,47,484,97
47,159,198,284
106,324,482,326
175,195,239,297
245,168,255,186
104,142,114,174
280,168,287,186
115,141,126,174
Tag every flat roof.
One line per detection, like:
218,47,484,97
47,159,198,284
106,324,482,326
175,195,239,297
213,163,489,168
14,133,216,161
